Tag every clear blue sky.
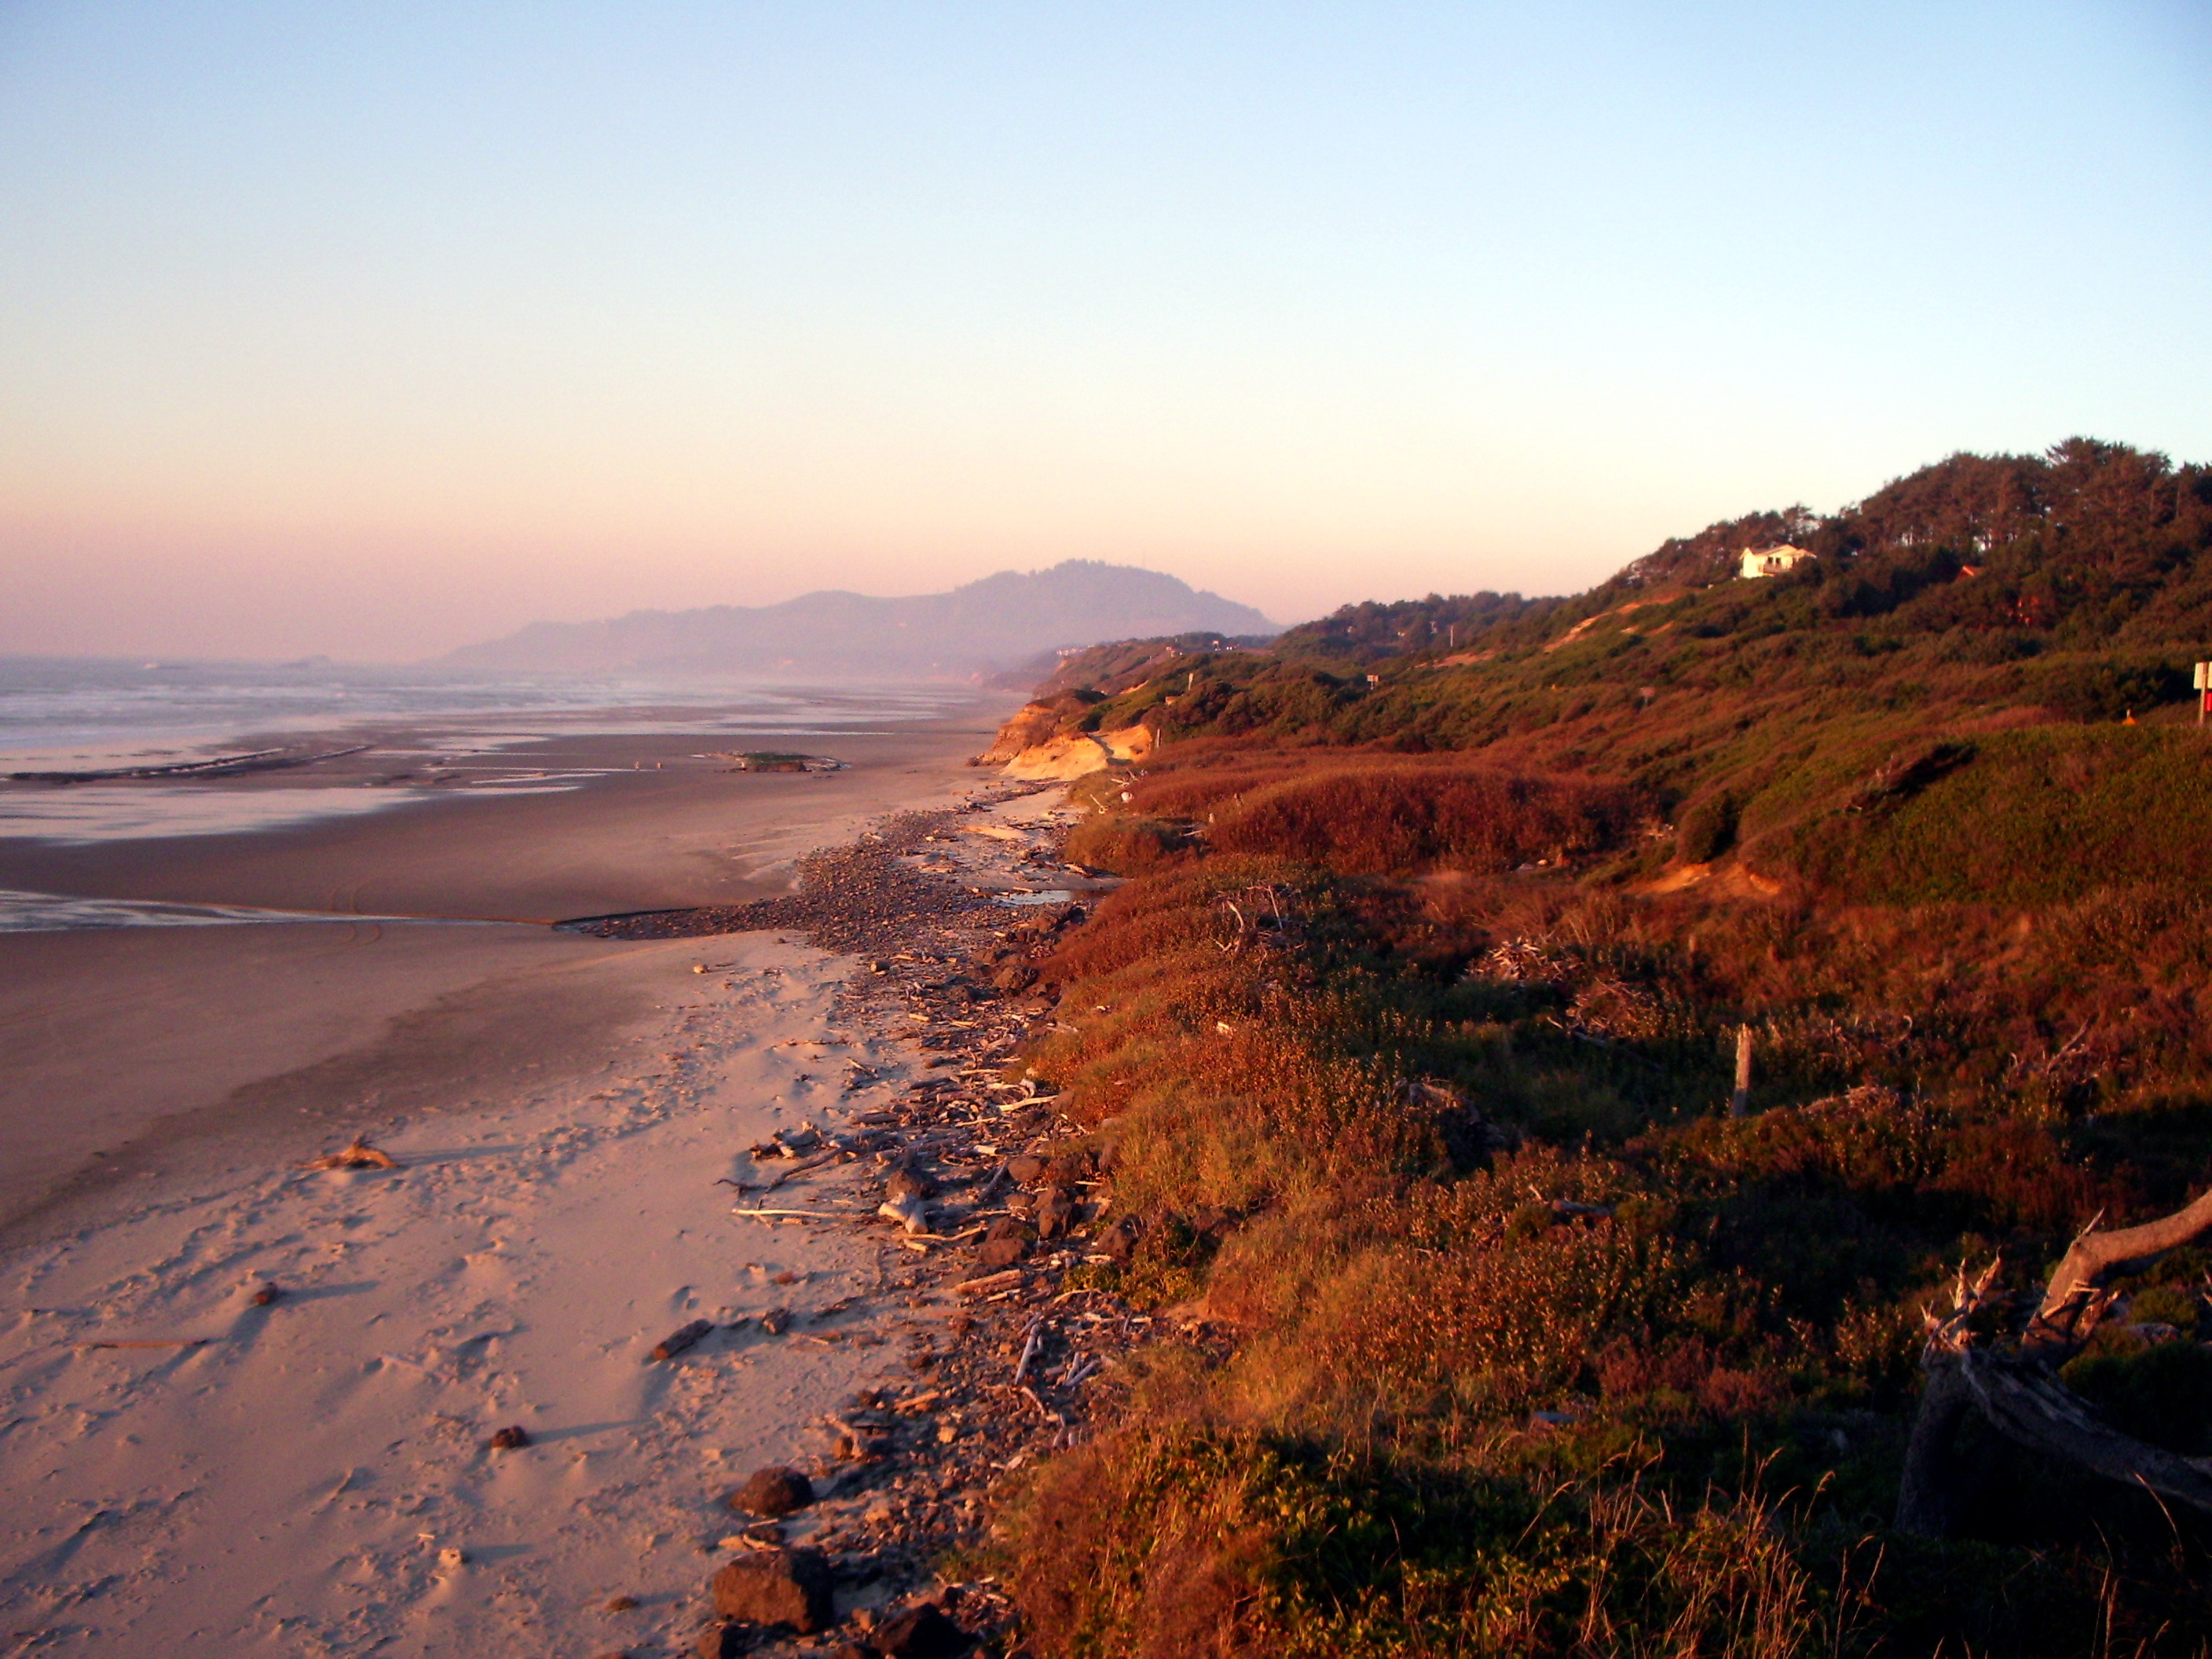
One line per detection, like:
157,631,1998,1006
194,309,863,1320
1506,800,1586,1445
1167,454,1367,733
2,1,2207,658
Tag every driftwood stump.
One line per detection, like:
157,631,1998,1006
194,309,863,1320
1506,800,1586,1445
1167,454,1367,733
1895,1193,2212,1537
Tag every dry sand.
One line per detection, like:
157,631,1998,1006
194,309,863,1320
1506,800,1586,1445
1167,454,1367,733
0,701,1031,1655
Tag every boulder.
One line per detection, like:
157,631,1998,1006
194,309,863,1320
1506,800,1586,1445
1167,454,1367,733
1005,1154,1049,1187
727,1466,815,1518
1034,1186,1077,1240
695,1620,752,1657
975,1218,1031,1269
1043,1148,1095,1187
873,1603,975,1659
885,1163,936,1203
709,1547,833,1632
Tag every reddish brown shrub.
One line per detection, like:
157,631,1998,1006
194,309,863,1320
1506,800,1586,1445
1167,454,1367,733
1204,764,1639,875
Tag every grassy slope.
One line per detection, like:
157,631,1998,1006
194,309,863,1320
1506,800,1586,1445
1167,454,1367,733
992,441,2212,1657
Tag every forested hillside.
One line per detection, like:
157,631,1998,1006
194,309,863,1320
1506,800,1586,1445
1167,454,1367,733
985,441,2212,1657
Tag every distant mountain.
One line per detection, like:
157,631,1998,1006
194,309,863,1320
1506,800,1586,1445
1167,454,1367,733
438,560,1279,681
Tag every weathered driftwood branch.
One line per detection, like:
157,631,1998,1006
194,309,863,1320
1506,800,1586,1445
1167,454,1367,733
1897,1188,2212,1538
1960,1348,2212,1511
2025,1186,2212,1354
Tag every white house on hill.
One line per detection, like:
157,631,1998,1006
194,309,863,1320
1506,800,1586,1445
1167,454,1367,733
1739,544,1816,579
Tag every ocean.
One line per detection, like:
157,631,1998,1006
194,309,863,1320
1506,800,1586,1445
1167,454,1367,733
0,656,988,925
0,655,966,767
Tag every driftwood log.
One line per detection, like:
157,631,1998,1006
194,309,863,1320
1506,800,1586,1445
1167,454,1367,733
1896,1193,2212,1537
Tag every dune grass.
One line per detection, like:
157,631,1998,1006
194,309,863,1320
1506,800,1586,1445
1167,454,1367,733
993,791,2212,1655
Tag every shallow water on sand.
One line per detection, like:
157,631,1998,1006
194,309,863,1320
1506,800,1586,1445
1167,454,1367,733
0,783,466,844
0,660,986,845
0,888,471,932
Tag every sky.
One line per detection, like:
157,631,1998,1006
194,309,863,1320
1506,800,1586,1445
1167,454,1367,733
1,2,2207,661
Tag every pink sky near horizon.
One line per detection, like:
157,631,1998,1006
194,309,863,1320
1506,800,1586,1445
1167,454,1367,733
3,2,2206,661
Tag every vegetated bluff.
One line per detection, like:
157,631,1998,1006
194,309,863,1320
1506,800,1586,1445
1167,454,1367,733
438,559,1277,681
978,439,2212,1658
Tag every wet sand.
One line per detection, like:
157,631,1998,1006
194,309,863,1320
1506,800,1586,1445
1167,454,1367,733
0,705,1006,1243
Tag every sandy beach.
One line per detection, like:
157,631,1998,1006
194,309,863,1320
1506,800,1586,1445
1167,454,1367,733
0,710,999,1241
0,695,1091,1656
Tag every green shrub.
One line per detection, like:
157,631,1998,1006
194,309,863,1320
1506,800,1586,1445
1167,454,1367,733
1675,793,1739,863
1005,1426,1850,1659
1783,726,2212,903
2059,1339,2212,1456
1064,813,1197,874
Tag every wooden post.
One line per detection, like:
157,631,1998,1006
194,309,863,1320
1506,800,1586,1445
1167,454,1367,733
2196,662,2210,727
1729,1024,1753,1119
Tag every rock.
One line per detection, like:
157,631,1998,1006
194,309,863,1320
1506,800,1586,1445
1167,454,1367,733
695,1620,752,1657
885,1163,936,1203
1005,1154,1049,1187
975,1223,1031,1270
1034,1186,1076,1241
728,1465,815,1518
249,1284,282,1306
302,1136,401,1171
1043,1148,1095,1186
486,1424,532,1451
873,1603,975,1659
990,961,1038,994
1100,1214,1144,1265
759,1306,792,1335
709,1547,833,1632
654,1319,716,1361
604,1594,639,1611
